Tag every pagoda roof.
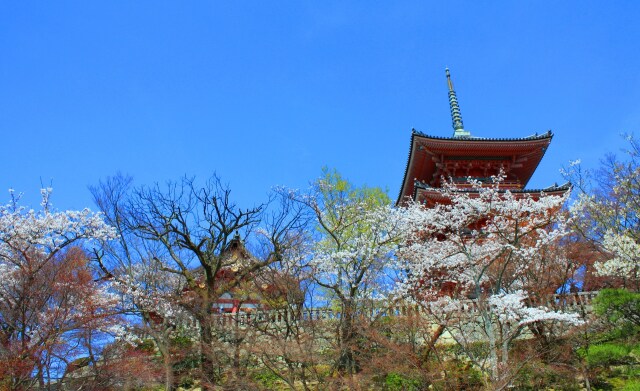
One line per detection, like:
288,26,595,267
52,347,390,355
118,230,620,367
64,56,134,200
410,129,553,143
397,130,554,204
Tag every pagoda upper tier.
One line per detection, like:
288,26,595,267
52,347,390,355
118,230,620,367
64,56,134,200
397,69,568,205
397,130,555,203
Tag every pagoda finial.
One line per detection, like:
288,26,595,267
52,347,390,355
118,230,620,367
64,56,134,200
446,68,454,92
446,68,471,138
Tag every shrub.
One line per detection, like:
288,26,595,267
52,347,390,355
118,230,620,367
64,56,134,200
384,372,422,391
582,343,631,367
593,289,640,327
252,369,282,389
622,379,640,390
512,362,582,391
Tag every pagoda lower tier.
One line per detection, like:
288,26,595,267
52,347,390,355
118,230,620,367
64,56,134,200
413,181,571,208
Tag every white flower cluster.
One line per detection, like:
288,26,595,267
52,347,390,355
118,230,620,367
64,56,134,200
0,190,118,262
595,230,640,278
106,324,143,346
394,176,578,332
488,291,583,326
107,261,196,339
310,204,402,295
396,180,569,297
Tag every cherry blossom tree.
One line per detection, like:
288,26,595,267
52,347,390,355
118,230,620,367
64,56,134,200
563,135,640,288
300,169,403,377
0,189,118,389
595,231,640,282
396,177,583,386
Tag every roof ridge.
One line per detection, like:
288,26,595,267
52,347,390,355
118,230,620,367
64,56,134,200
411,129,553,142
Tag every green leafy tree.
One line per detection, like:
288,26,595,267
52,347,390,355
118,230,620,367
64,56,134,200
300,168,402,379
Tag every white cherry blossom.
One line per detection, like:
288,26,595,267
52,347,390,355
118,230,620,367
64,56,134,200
394,176,580,383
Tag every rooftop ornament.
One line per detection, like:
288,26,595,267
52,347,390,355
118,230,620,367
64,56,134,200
446,68,471,138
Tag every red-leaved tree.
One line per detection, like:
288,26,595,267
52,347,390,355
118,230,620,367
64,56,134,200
0,189,118,389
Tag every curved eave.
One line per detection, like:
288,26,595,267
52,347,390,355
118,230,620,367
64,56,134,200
396,129,420,205
396,129,553,205
412,129,553,142
412,181,571,203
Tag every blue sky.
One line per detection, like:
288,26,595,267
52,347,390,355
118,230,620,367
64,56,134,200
1,2,639,211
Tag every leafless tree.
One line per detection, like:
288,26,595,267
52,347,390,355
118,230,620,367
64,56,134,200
91,174,310,389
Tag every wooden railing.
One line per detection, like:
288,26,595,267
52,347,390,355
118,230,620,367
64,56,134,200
211,291,599,327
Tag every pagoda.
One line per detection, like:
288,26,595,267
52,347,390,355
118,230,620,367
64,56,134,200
397,69,569,206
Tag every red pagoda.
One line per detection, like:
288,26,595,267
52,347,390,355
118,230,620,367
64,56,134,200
397,69,569,206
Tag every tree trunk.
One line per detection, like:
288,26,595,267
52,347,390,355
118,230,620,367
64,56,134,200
422,324,445,362
232,313,244,379
162,346,174,391
483,311,500,383
337,301,359,376
199,318,218,390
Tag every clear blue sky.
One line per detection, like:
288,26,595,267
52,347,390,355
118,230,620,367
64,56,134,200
2,2,639,210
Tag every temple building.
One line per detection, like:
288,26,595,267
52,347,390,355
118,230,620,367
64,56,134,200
397,69,569,206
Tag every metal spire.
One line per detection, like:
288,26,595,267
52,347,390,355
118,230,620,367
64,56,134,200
446,68,470,138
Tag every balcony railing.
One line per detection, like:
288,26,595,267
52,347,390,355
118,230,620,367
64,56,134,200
209,291,598,327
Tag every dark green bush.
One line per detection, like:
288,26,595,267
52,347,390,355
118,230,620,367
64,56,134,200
593,289,640,326
582,343,631,367
512,363,582,391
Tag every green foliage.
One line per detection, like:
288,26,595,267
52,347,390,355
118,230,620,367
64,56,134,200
252,369,282,389
313,364,333,378
594,288,640,326
574,297,640,391
622,379,640,391
171,333,194,348
173,353,200,377
317,167,390,210
631,345,640,358
598,322,639,344
597,372,640,391
448,341,490,361
176,375,195,389
513,363,583,391
314,167,391,247
581,343,632,367
383,372,422,391
136,338,157,354
428,358,484,391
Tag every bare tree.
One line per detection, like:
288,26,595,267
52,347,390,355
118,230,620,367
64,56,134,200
91,173,187,390
248,222,327,391
91,174,309,389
